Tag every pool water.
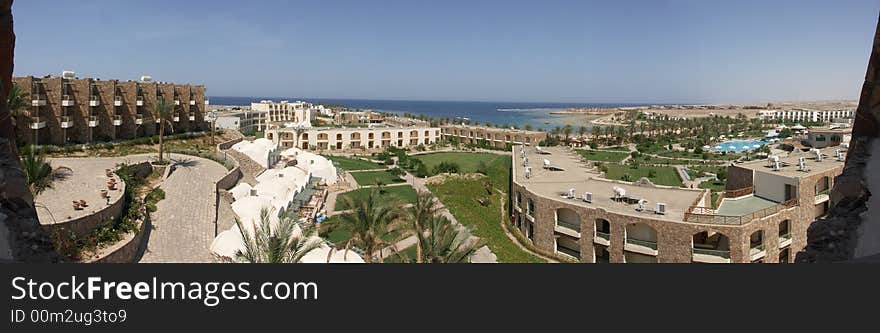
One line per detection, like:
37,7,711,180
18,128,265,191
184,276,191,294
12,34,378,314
712,140,767,152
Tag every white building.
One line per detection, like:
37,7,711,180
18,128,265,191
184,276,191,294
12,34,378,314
267,126,442,151
758,109,855,123
214,109,267,134
251,100,315,124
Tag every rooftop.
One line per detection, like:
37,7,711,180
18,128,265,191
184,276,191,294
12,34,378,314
513,146,705,222
734,147,845,177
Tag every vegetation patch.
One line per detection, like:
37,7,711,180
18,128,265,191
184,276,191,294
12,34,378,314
335,185,418,211
576,149,629,163
350,170,405,186
604,164,683,187
325,155,385,171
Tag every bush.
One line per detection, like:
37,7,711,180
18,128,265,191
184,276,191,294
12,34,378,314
433,161,460,174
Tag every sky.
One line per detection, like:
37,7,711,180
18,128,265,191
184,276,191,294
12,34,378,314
11,0,880,104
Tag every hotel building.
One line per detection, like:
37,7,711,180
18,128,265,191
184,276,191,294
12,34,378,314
214,108,268,134
510,145,843,263
441,124,547,148
266,126,442,151
13,73,208,145
758,109,855,123
251,100,316,124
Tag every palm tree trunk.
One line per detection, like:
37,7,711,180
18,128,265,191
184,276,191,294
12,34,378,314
158,121,164,164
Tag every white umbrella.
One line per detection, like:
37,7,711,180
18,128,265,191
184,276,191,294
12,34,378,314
728,145,736,150
702,145,711,149
715,146,723,150
742,146,750,150
753,144,761,149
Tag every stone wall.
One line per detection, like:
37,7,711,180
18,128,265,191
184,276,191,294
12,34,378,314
726,165,754,191
86,214,150,264
40,180,127,239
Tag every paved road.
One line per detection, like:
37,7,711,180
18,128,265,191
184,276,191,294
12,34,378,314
139,154,229,263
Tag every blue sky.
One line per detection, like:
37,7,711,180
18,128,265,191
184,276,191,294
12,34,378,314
11,0,880,103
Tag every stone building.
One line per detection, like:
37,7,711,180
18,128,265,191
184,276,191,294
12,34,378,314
511,145,844,263
251,100,314,124
441,124,547,148
13,74,208,145
266,125,442,151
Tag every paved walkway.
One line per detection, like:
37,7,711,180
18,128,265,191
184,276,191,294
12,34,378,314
139,154,229,263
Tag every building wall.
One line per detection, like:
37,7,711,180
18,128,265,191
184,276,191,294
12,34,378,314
511,161,844,263
268,127,442,151
754,172,799,202
12,76,207,145
441,125,547,148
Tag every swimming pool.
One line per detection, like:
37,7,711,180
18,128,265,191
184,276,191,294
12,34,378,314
711,140,767,152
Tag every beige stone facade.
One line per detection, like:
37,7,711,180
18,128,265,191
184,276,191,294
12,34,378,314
13,75,207,145
441,124,547,148
266,126,442,151
510,146,844,263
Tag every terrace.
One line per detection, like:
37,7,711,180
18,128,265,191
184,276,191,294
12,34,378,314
513,146,704,223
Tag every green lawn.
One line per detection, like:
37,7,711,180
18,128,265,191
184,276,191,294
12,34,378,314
325,155,385,171
658,150,740,161
428,156,545,263
576,149,629,163
319,215,405,247
599,146,630,152
698,180,726,193
605,164,683,187
350,170,405,186
412,152,504,173
335,185,418,211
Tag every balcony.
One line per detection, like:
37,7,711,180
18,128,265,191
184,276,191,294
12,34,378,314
174,99,180,106
31,96,47,107
556,246,580,260
136,96,144,106
60,116,73,129
188,113,195,121
594,231,610,246
779,233,792,248
692,248,731,263
205,99,210,105
29,117,46,130
62,95,75,107
625,238,658,256
554,220,581,238
749,244,766,261
135,114,144,125
113,115,123,126
88,116,99,128
815,188,830,204
89,96,100,107
189,99,196,106
173,115,180,122
114,96,123,107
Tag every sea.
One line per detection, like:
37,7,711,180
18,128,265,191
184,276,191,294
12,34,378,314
209,97,650,130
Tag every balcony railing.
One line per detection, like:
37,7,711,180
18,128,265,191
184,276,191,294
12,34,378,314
31,96,47,106
556,219,580,232
816,188,830,196
60,116,73,129
89,96,100,107
62,95,75,106
189,99,196,106
136,96,144,106
188,113,195,121
626,238,658,250
29,117,46,130
595,231,610,240
684,199,798,225
88,116,99,127
113,115,123,126
114,96,123,106
174,99,180,106
135,114,144,125
693,248,731,259
556,246,580,259
173,115,180,122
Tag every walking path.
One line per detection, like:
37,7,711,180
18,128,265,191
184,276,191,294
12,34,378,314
139,154,229,263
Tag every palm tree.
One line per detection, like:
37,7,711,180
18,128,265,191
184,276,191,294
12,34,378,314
20,152,70,196
7,82,28,144
234,208,323,263
577,126,587,139
155,98,174,164
416,215,484,263
337,189,406,263
562,125,573,143
405,191,442,263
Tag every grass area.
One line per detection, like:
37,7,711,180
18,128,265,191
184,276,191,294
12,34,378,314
599,146,630,152
335,185,418,211
350,170,405,186
428,156,545,263
325,155,385,171
605,164,683,187
698,180,726,193
319,216,405,247
412,152,503,173
688,165,727,178
576,149,629,163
